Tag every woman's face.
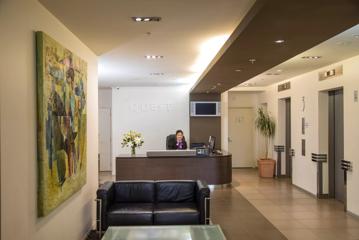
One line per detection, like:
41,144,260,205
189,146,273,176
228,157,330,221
176,132,183,142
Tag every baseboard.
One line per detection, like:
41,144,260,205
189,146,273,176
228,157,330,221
82,221,96,240
232,167,257,169
347,210,359,219
292,184,330,199
292,183,317,198
83,228,92,240
275,174,290,178
317,193,330,199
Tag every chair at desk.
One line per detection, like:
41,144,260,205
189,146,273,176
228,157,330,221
166,134,176,150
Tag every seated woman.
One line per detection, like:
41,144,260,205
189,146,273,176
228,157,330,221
169,130,188,150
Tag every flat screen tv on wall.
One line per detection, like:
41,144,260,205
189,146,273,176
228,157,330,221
190,101,221,117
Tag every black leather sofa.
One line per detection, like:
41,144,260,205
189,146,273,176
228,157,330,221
97,180,210,230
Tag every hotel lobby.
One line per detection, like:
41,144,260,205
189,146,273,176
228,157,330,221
2,0,359,240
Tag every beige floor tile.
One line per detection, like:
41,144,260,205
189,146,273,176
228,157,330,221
248,199,275,207
310,228,359,240
270,219,307,230
240,192,268,200
280,229,320,240
298,218,359,229
231,169,359,240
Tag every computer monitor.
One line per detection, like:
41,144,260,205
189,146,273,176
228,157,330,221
208,136,216,153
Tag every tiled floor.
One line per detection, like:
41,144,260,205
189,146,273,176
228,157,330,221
210,184,287,240
233,169,359,240
98,169,359,240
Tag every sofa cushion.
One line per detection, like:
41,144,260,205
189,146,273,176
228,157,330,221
156,181,195,203
153,203,199,225
107,203,153,226
114,181,155,203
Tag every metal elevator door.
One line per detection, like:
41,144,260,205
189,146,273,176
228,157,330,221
285,98,292,178
329,89,344,202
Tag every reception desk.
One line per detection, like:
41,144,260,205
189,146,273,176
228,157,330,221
116,152,232,186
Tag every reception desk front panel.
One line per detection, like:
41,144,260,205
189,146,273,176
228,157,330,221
115,153,232,185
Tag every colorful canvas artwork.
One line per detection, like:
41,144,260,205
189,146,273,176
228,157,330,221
36,32,87,217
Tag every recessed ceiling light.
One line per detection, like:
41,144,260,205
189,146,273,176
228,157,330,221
242,82,257,87
145,55,164,59
265,72,280,76
249,59,256,64
353,34,359,38
217,83,221,86
276,69,283,72
301,56,322,59
274,39,285,44
336,41,351,46
150,72,164,76
235,69,242,72
132,17,161,22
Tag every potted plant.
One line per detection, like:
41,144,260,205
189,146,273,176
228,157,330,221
255,107,276,178
121,130,144,156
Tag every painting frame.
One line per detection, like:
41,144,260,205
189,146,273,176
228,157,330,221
36,31,87,217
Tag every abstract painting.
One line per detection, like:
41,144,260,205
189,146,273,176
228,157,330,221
36,32,87,217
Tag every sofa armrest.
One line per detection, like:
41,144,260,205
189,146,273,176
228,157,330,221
195,180,210,224
96,181,114,231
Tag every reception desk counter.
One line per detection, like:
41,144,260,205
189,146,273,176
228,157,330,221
116,152,232,186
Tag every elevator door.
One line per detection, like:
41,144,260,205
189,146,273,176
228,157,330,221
285,98,292,178
329,89,344,202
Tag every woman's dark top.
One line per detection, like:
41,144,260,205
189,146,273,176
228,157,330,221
168,138,188,150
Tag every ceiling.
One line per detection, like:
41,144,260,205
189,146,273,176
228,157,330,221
191,0,359,93
39,0,256,88
236,24,359,87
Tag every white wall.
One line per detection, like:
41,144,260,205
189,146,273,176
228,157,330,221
0,0,98,239
259,55,359,216
99,88,112,109
221,92,229,152
111,86,190,173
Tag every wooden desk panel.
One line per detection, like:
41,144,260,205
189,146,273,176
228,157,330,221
116,154,232,185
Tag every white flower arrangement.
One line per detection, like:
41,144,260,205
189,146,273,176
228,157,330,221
121,130,144,154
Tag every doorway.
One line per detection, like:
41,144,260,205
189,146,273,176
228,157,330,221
285,98,292,178
328,89,344,202
228,108,255,168
99,108,112,172
278,98,292,177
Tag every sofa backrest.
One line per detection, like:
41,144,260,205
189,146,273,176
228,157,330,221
114,181,155,203
156,181,196,203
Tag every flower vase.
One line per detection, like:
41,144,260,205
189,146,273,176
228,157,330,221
131,146,136,156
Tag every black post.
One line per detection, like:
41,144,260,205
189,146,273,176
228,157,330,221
311,153,327,198
274,145,284,177
341,160,352,212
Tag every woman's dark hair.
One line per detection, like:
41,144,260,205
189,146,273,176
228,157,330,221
176,130,184,135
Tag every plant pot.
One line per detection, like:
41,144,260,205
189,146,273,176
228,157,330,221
257,159,276,178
